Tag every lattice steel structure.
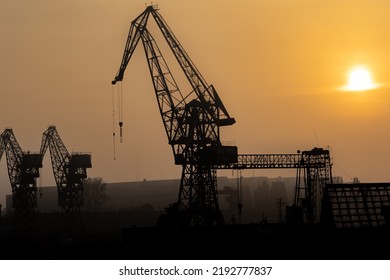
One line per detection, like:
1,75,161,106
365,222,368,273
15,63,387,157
0,128,42,216
217,148,333,223
40,126,91,213
294,148,333,223
112,5,236,225
322,183,390,228
112,6,334,225
216,154,301,169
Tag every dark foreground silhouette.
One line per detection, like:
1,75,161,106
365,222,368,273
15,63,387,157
1,212,389,260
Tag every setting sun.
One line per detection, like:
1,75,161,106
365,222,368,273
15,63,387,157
343,66,377,91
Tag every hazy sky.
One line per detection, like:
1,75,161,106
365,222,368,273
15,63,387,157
1,0,390,207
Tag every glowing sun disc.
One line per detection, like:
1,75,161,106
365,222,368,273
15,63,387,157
344,66,377,91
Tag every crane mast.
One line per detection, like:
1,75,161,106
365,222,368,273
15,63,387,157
40,126,91,213
1,128,42,216
112,5,237,225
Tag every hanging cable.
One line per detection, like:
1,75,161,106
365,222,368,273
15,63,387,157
112,85,116,160
236,170,243,223
117,82,124,143
39,172,43,198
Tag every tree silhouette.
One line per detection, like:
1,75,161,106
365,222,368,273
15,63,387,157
83,177,110,212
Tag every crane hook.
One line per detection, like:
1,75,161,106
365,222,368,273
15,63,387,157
119,121,123,143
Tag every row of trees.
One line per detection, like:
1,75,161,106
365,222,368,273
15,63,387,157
82,177,154,213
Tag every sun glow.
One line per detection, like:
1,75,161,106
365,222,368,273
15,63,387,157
343,66,377,91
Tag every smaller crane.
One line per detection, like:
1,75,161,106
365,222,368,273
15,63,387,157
40,126,91,213
1,128,42,216
294,148,333,223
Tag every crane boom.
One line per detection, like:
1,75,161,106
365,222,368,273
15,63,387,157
149,8,235,125
112,7,151,84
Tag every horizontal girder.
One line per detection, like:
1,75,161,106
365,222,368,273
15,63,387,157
215,149,331,170
215,154,301,169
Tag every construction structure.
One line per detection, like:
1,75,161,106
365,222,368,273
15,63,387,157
40,126,92,214
217,148,333,223
112,5,333,225
112,5,237,226
294,148,333,223
0,128,42,216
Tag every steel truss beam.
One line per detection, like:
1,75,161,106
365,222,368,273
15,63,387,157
215,154,301,169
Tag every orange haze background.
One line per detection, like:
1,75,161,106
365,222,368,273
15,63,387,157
1,0,390,207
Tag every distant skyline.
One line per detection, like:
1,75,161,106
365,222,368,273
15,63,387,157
1,0,390,207
3,175,296,225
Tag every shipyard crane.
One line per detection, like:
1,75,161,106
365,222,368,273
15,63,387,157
112,5,237,226
0,128,42,216
40,126,92,213
112,5,333,225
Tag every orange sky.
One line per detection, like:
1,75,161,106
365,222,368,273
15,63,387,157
1,0,390,207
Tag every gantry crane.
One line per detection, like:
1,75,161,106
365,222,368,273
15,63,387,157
112,5,332,225
0,128,42,216
40,126,92,213
294,148,333,223
216,148,333,223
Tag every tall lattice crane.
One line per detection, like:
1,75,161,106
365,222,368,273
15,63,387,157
112,5,333,225
112,5,237,225
40,126,92,213
0,128,42,216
